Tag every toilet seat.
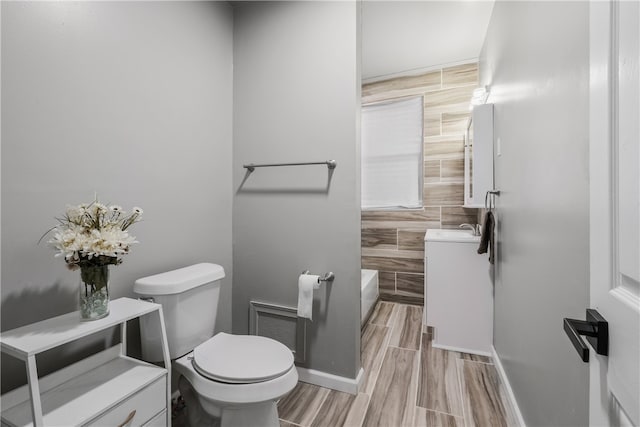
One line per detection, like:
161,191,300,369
192,333,294,384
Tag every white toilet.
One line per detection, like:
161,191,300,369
134,263,298,427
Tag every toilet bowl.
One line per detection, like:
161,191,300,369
134,263,298,427
175,333,298,426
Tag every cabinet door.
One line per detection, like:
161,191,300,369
465,104,494,207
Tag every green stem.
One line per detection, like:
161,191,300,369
80,265,109,294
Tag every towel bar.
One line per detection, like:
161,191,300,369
244,160,337,172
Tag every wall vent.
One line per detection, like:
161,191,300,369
249,301,306,364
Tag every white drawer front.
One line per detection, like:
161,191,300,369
142,410,167,427
85,377,166,427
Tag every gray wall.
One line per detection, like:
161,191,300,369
1,1,233,392
232,1,362,379
479,2,590,425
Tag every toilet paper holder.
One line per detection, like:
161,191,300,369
301,270,335,284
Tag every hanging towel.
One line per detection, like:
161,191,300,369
477,211,495,264
297,274,320,320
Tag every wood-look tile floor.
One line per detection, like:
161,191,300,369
172,300,516,427
277,301,517,427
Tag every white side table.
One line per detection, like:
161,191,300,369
0,297,171,427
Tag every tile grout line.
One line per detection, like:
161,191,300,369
388,304,403,347
354,392,373,427
305,390,331,427
369,301,391,327
456,358,469,427
387,302,398,330
414,405,467,420
368,337,388,393
362,342,396,425
394,271,397,294
405,341,421,426
363,305,393,395
387,344,420,351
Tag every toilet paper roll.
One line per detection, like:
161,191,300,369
297,274,320,321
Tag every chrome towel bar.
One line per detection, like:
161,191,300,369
244,160,337,172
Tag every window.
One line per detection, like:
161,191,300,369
361,96,423,209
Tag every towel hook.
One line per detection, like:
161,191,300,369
485,190,501,210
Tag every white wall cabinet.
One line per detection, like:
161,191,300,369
464,103,494,207
0,298,171,427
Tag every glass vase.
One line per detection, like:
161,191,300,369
79,265,110,320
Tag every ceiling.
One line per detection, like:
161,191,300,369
362,1,495,81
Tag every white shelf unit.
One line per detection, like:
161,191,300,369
0,297,171,427
464,103,494,208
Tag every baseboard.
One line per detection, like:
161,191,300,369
296,366,364,395
431,342,492,357
491,346,527,427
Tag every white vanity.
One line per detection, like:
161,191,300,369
0,298,170,427
424,229,493,355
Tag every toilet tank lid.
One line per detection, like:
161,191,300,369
134,263,225,295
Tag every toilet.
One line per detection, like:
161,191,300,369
134,263,298,427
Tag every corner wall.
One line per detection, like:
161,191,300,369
232,1,361,381
1,1,233,393
479,2,590,425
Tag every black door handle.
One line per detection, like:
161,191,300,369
563,309,608,362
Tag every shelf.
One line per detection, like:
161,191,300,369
1,346,166,427
0,298,159,360
0,297,170,427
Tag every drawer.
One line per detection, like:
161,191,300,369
142,410,167,427
85,376,166,427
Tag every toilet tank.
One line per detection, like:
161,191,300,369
134,263,225,362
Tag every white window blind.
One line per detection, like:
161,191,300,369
361,96,423,209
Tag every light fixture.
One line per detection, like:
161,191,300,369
469,86,490,110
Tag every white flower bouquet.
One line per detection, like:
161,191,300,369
47,201,142,269
44,197,143,320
